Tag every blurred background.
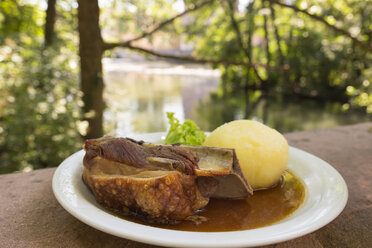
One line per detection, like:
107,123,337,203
1,0,371,174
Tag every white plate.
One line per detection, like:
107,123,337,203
53,132,348,248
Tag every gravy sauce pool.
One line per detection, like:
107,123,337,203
111,170,305,232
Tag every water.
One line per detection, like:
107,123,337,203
103,59,371,135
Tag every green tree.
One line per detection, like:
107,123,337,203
0,0,82,173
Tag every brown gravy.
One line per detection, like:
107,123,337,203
112,171,305,232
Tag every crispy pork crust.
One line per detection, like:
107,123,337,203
82,167,208,222
82,136,208,223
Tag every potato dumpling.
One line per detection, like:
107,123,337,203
203,120,288,190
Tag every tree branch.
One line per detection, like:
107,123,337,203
124,44,279,70
226,0,248,57
44,0,57,47
103,0,216,51
266,0,372,52
263,13,271,67
268,2,290,84
226,0,265,83
269,3,284,67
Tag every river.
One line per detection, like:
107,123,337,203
103,58,371,136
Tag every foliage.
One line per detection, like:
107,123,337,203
0,0,43,41
164,112,206,145
180,0,372,113
0,0,82,173
101,0,181,45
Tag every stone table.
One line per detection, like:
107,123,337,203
1,123,371,248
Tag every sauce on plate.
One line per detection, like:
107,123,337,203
111,171,305,232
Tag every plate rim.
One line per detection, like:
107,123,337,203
52,132,348,248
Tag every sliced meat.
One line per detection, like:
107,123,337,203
84,136,198,175
82,136,252,223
